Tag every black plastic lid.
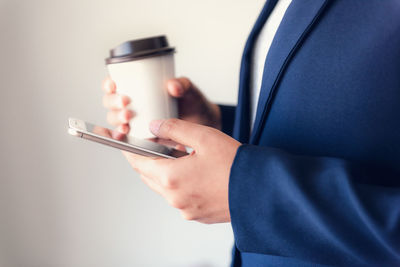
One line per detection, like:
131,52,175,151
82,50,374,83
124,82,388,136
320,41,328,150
105,35,175,64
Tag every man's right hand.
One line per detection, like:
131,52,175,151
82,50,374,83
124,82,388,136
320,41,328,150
101,77,222,134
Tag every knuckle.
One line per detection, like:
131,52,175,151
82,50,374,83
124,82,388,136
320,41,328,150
179,77,192,90
168,198,186,210
161,173,178,189
162,118,180,133
181,211,197,221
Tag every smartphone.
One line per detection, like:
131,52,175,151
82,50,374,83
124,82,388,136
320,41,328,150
68,118,188,159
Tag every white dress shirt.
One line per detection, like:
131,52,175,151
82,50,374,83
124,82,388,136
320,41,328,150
250,0,293,131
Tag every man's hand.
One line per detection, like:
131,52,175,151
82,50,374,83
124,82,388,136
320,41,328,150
168,77,222,129
102,77,222,134
122,118,241,224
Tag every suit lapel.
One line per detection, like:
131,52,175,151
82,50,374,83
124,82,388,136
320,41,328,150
233,0,278,143
250,0,331,144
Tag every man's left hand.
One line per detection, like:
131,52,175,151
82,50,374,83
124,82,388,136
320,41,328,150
122,118,241,224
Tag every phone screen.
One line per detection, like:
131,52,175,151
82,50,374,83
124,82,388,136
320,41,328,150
71,119,188,158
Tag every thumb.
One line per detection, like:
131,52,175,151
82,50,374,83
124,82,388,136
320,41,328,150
166,77,192,98
150,118,209,149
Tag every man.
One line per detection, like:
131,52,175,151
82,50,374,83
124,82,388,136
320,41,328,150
101,0,400,266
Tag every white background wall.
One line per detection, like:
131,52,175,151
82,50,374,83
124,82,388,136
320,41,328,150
0,0,265,266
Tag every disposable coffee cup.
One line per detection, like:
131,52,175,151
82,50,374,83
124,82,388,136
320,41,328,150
105,35,178,138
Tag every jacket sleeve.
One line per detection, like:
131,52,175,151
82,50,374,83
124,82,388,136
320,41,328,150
218,104,236,137
229,144,400,266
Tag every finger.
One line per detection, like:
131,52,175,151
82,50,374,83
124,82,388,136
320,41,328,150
111,130,126,140
102,77,116,93
103,94,130,109
175,144,186,152
149,118,212,149
116,123,130,134
140,174,164,196
92,126,112,138
152,138,181,148
166,77,192,98
122,151,170,184
107,109,134,126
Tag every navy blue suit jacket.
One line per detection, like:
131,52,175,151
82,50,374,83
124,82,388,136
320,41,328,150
219,0,400,266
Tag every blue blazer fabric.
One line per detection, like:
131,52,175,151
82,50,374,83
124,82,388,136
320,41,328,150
220,0,400,266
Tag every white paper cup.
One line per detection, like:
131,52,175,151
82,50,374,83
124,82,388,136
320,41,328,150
105,36,177,139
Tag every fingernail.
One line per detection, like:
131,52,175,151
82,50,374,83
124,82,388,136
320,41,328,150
150,119,164,135
116,124,128,134
121,96,130,107
172,80,184,95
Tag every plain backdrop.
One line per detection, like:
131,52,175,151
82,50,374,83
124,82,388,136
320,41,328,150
0,0,265,266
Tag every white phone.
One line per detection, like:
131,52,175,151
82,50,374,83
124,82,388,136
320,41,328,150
68,118,188,159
